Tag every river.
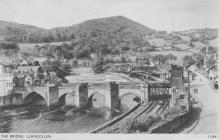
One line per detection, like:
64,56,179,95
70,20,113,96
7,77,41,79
0,103,111,133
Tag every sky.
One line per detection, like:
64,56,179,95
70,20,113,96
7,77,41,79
0,0,218,31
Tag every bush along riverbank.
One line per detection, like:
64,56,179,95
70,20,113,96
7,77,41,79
147,105,201,134
101,114,162,133
100,106,191,133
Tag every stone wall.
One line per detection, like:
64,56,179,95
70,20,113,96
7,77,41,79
0,95,13,107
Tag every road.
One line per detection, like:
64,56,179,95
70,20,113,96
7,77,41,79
182,71,218,133
66,68,140,83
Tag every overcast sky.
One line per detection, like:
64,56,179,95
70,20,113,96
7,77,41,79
0,0,218,31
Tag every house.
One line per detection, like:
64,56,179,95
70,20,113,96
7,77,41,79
135,54,153,66
0,64,13,97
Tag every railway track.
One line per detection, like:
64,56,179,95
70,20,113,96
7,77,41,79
91,100,165,133
134,101,158,118
156,100,169,114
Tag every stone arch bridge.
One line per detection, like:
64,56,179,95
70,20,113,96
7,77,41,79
11,82,147,110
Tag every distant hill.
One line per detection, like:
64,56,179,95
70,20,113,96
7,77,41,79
0,16,155,43
0,20,45,42
0,16,217,59
172,28,218,41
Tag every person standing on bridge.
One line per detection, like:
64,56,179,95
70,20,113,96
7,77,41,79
49,71,57,85
34,72,40,86
44,70,50,84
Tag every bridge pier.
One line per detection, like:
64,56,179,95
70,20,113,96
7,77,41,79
75,83,88,108
105,82,120,110
46,85,59,106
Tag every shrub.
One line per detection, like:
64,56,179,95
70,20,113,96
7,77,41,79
129,115,162,132
163,107,181,118
103,114,162,133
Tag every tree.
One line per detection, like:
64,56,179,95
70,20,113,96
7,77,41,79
165,54,177,64
22,52,31,58
206,56,216,69
92,57,105,74
183,55,195,66
192,53,204,68
42,60,71,81
33,60,40,66
72,58,78,67
152,54,168,69
166,54,177,61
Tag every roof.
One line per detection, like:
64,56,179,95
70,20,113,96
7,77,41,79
17,66,40,72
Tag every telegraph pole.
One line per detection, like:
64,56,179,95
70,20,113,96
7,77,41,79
187,70,191,110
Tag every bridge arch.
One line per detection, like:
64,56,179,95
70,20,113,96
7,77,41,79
119,92,141,111
58,92,77,106
23,91,46,105
88,91,105,108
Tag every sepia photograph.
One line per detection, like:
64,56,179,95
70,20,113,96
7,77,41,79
0,0,218,139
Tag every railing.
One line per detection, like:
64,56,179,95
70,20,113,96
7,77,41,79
13,77,62,87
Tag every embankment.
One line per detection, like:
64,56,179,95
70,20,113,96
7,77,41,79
146,108,199,133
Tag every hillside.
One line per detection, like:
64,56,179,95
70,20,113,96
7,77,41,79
0,16,155,43
0,20,45,42
173,28,218,41
0,16,217,59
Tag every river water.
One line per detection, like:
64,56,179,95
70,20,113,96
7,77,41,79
0,104,111,133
